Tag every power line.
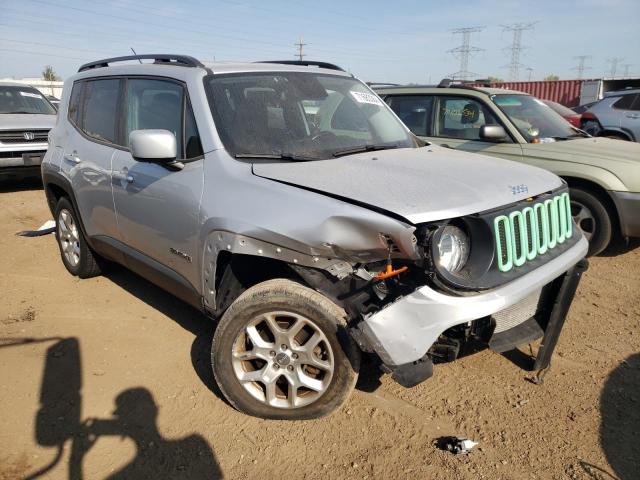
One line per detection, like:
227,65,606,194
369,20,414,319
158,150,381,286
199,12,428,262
572,55,591,79
447,26,484,81
501,22,536,81
607,57,624,77
295,35,306,61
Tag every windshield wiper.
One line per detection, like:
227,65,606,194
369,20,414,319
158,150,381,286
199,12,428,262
4,111,34,114
332,144,399,158
234,153,317,162
550,132,588,141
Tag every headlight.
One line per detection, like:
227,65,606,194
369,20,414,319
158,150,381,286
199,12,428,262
437,225,470,273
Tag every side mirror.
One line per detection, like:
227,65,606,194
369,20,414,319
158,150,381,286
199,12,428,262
129,129,177,162
480,125,507,142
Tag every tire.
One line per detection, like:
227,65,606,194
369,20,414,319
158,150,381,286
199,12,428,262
211,278,360,420
54,197,102,278
570,187,612,257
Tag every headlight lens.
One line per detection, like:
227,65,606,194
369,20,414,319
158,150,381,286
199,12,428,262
437,225,470,273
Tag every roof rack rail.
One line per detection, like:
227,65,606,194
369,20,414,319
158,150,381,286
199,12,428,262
256,60,345,72
78,54,204,72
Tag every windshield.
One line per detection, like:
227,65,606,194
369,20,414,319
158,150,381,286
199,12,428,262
0,86,57,115
492,94,580,142
205,72,416,160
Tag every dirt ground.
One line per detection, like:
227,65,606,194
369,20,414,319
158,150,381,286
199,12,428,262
1,180,638,480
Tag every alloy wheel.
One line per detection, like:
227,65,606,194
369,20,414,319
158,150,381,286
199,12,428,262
231,311,334,409
58,208,81,267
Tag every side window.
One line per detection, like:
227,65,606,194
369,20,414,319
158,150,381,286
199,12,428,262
386,95,434,136
68,82,83,126
434,97,500,141
613,94,639,111
125,78,184,157
80,79,121,144
184,100,203,159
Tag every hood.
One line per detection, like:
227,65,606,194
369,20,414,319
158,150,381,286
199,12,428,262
252,145,563,224
0,114,57,130
521,137,640,191
522,137,640,167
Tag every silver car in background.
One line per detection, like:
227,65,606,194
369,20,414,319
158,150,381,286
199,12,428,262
581,88,640,142
0,81,57,180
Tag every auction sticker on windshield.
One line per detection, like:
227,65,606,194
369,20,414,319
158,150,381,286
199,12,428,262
351,91,383,106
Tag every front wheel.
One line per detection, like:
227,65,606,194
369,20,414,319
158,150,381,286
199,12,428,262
211,279,360,419
570,187,612,256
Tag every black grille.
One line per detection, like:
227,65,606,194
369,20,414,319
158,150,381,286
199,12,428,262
0,130,49,144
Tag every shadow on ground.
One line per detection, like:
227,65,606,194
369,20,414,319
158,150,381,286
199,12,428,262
103,265,228,404
599,353,640,480
0,176,43,193
600,237,640,258
0,336,223,479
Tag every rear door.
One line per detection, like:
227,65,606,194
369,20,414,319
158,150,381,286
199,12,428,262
111,77,205,288
61,78,121,239
614,94,640,140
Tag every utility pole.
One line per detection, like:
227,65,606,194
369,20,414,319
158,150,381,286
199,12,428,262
606,57,624,77
572,55,591,79
501,22,536,81
526,67,533,81
295,35,306,61
447,26,484,81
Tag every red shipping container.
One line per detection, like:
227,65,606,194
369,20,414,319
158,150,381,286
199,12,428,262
482,80,584,107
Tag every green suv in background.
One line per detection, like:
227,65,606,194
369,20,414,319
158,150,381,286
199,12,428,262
376,84,640,256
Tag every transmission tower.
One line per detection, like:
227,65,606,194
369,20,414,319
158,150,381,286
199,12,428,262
572,55,591,79
622,64,633,77
501,22,536,81
294,35,306,61
607,57,624,77
447,26,484,81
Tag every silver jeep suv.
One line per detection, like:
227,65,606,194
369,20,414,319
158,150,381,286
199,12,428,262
42,55,588,419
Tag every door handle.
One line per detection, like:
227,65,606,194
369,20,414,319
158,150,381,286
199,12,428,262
64,152,82,164
113,172,134,183
626,113,640,119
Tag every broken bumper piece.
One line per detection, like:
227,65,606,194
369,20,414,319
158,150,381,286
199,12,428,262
357,236,588,368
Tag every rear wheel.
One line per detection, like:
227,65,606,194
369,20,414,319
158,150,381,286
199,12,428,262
54,197,102,278
569,187,612,256
211,279,360,419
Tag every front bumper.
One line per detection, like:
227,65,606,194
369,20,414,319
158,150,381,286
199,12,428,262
610,191,640,238
358,235,588,366
0,143,47,177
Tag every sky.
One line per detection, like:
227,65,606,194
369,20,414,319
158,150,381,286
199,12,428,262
0,0,638,83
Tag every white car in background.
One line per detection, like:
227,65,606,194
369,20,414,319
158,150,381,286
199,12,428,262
0,81,57,180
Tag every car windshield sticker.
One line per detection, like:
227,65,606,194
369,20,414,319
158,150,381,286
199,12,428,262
20,91,42,99
351,91,383,106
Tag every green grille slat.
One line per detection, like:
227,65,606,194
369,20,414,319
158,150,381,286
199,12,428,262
493,193,573,272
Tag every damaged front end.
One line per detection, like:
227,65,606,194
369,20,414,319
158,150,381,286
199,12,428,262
292,187,589,388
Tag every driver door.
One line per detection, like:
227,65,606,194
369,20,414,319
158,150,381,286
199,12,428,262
111,77,204,289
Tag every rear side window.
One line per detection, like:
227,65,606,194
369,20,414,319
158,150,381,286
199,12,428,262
385,95,434,136
612,94,638,110
68,83,82,126
80,79,121,144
